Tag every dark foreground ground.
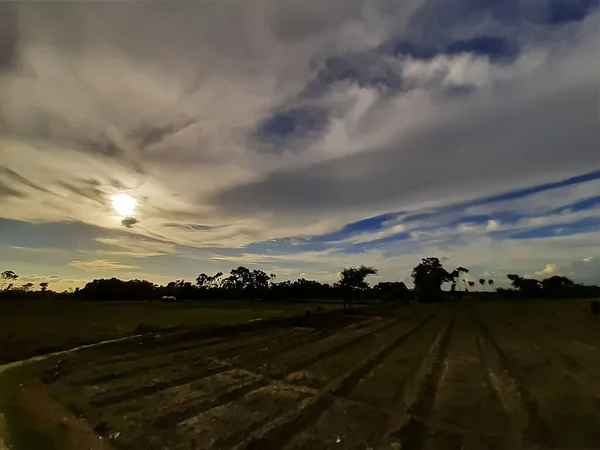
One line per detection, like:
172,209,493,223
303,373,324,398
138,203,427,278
1,300,599,450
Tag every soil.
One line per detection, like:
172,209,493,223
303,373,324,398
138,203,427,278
1,300,599,449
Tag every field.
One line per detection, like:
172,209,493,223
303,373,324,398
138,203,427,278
0,300,342,364
1,300,600,450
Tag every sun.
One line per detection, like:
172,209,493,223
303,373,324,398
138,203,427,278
112,194,137,216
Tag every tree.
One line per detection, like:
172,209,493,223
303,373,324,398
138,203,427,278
337,265,378,309
220,267,274,296
20,282,34,292
1,270,19,290
411,258,454,302
468,281,475,289
479,278,486,290
196,273,210,288
488,279,494,288
374,282,408,301
506,274,542,297
456,267,469,291
196,272,225,289
39,282,49,292
541,276,575,298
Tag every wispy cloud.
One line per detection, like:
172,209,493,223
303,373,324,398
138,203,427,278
93,236,175,258
70,259,139,271
0,1,598,286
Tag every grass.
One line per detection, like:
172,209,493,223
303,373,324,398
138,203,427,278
0,299,343,364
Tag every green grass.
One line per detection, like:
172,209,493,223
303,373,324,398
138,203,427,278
0,299,343,364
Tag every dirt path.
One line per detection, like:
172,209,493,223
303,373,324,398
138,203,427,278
0,333,147,375
422,312,510,450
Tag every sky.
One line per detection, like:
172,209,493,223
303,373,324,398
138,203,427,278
0,0,599,292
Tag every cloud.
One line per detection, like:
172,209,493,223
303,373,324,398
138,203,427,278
0,1,598,286
534,264,559,277
70,259,139,271
93,236,175,258
0,180,24,199
121,217,138,228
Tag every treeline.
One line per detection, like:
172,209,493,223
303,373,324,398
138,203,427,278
2,259,599,303
72,266,410,307
497,274,600,299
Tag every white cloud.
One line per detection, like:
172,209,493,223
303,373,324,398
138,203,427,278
534,264,559,277
70,259,139,271
0,2,598,285
93,236,175,258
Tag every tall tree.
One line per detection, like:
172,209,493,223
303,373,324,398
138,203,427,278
488,279,494,288
411,257,454,302
1,270,18,290
337,265,378,309
21,282,34,292
479,278,486,290
506,274,542,297
541,276,575,298
456,267,469,291
39,282,49,292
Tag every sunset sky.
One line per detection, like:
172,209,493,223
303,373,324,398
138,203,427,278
1,1,598,292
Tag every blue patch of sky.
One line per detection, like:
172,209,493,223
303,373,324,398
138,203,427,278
409,0,597,31
237,212,399,256
445,36,520,62
256,0,597,144
546,196,600,215
462,171,600,209
344,232,412,254
499,217,600,240
0,218,113,252
235,170,600,256
258,106,329,140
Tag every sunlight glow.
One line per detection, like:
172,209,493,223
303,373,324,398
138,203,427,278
112,194,137,216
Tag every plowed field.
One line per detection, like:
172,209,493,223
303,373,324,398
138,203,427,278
2,301,600,450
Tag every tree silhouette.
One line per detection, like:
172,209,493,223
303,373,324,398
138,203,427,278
507,274,542,297
541,276,575,298
411,258,454,302
488,279,494,288
479,278,486,290
456,267,469,291
39,282,49,292
220,267,274,296
21,282,34,292
468,281,475,289
374,282,408,301
337,265,378,309
1,270,19,290
196,272,224,289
